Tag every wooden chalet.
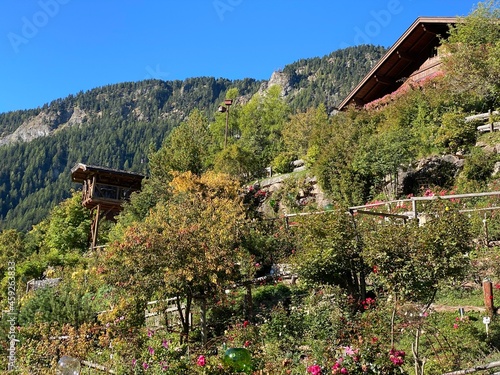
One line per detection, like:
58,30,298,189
71,163,145,248
338,16,457,110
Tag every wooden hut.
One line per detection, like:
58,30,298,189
71,163,145,249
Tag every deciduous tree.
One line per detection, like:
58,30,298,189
290,210,367,298
440,1,500,105
104,171,248,343
362,202,472,304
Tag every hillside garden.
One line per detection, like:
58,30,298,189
1,2,500,374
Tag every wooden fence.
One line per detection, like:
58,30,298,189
145,297,189,328
466,110,500,133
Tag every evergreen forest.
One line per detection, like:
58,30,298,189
0,45,385,233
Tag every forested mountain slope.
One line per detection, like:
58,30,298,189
278,45,386,113
0,45,385,232
0,78,262,231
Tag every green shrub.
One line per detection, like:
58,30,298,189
18,280,97,327
253,283,293,318
435,112,477,153
271,152,297,174
461,147,497,184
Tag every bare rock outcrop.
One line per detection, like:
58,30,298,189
259,70,292,97
0,111,55,146
400,155,464,195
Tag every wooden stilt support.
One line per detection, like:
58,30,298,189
91,204,101,251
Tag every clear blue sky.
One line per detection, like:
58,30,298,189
0,0,480,114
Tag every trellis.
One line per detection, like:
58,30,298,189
285,192,500,375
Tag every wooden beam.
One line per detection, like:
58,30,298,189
460,206,500,213
466,110,499,123
396,50,418,61
442,360,500,375
421,23,437,35
91,205,100,251
354,209,409,220
374,74,392,86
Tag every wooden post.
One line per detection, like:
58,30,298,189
483,213,489,246
200,297,207,345
245,284,253,322
90,204,101,251
483,279,494,316
489,109,494,133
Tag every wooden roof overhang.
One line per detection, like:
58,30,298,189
338,16,457,110
71,163,145,188
71,163,145,214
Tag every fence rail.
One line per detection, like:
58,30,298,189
465,110,500,133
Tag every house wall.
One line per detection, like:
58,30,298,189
408,55,443,83
364,55,444,110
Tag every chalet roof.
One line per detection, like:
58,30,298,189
71,163,145,189
338,16,457,110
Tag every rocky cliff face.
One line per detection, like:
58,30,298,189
0,107,88,146
259,70,293,97
0,78,254,148
0,112,53,146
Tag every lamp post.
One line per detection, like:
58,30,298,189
218,99,233,149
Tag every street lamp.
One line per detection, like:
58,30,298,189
218,99,233,148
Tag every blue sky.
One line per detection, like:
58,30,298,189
0,0,481,113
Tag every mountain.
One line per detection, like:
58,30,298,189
265,45,386,113
0,45,386,232
0,78,262,231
